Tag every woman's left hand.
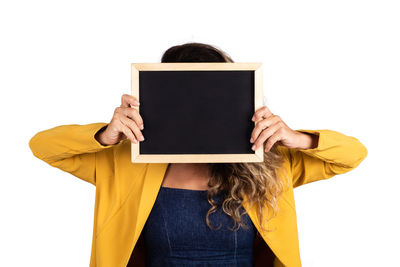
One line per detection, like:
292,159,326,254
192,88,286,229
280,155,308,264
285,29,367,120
250,106,319,152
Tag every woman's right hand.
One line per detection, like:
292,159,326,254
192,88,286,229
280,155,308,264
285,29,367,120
95,94,145,146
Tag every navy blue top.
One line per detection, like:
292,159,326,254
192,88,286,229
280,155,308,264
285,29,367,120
142,186,256,267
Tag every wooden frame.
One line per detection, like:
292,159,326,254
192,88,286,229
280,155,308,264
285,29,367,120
131,62,264,163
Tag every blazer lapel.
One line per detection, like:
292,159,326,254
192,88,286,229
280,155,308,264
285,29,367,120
134,163,169,238
96,162,169,267
242,187,301,267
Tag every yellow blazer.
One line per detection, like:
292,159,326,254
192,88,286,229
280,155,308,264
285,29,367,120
29,122,368,267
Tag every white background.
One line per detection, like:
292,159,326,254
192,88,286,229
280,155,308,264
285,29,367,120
1,0,399,266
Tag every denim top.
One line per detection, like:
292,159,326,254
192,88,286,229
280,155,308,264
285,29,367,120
142,186,256,267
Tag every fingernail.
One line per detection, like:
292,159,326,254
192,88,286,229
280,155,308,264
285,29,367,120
251,117,255,121
250,138,254,143
134,100,140,105
139,136,144,141
140,124,144,130
252,145,256,150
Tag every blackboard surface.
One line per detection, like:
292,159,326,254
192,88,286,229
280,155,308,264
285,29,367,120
131,63,263,163
139,70,254,155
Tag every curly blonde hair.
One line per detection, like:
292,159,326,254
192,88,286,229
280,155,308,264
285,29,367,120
161,42,290,233
205,144,288,234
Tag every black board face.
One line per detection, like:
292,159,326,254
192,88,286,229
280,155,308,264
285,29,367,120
131,63,264,163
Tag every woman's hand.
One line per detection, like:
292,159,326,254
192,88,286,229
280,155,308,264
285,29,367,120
95,94,145,146
250,106,319,152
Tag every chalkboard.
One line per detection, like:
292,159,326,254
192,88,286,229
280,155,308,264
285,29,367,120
131,63,264,163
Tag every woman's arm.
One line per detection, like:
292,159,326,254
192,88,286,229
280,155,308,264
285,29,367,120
29,122,114,186
278,129,368,188
28,94,145,186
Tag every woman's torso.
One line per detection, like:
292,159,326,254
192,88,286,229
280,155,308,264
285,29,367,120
142,185,256,266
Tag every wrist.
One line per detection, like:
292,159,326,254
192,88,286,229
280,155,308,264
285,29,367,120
95,126,111,146
295,131,319,150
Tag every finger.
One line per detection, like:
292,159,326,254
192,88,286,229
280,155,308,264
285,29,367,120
119,115,144,142
264,129,284,152
120,107,144,129
117,120,138,143
252,121,281,151
252,106,273,122
250,115,280,143
121,94,140,108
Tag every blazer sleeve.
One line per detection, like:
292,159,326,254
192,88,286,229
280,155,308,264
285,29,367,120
28,122,115,186
278,129,368,188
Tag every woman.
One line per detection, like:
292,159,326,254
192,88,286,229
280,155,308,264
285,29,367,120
29,42,368,267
